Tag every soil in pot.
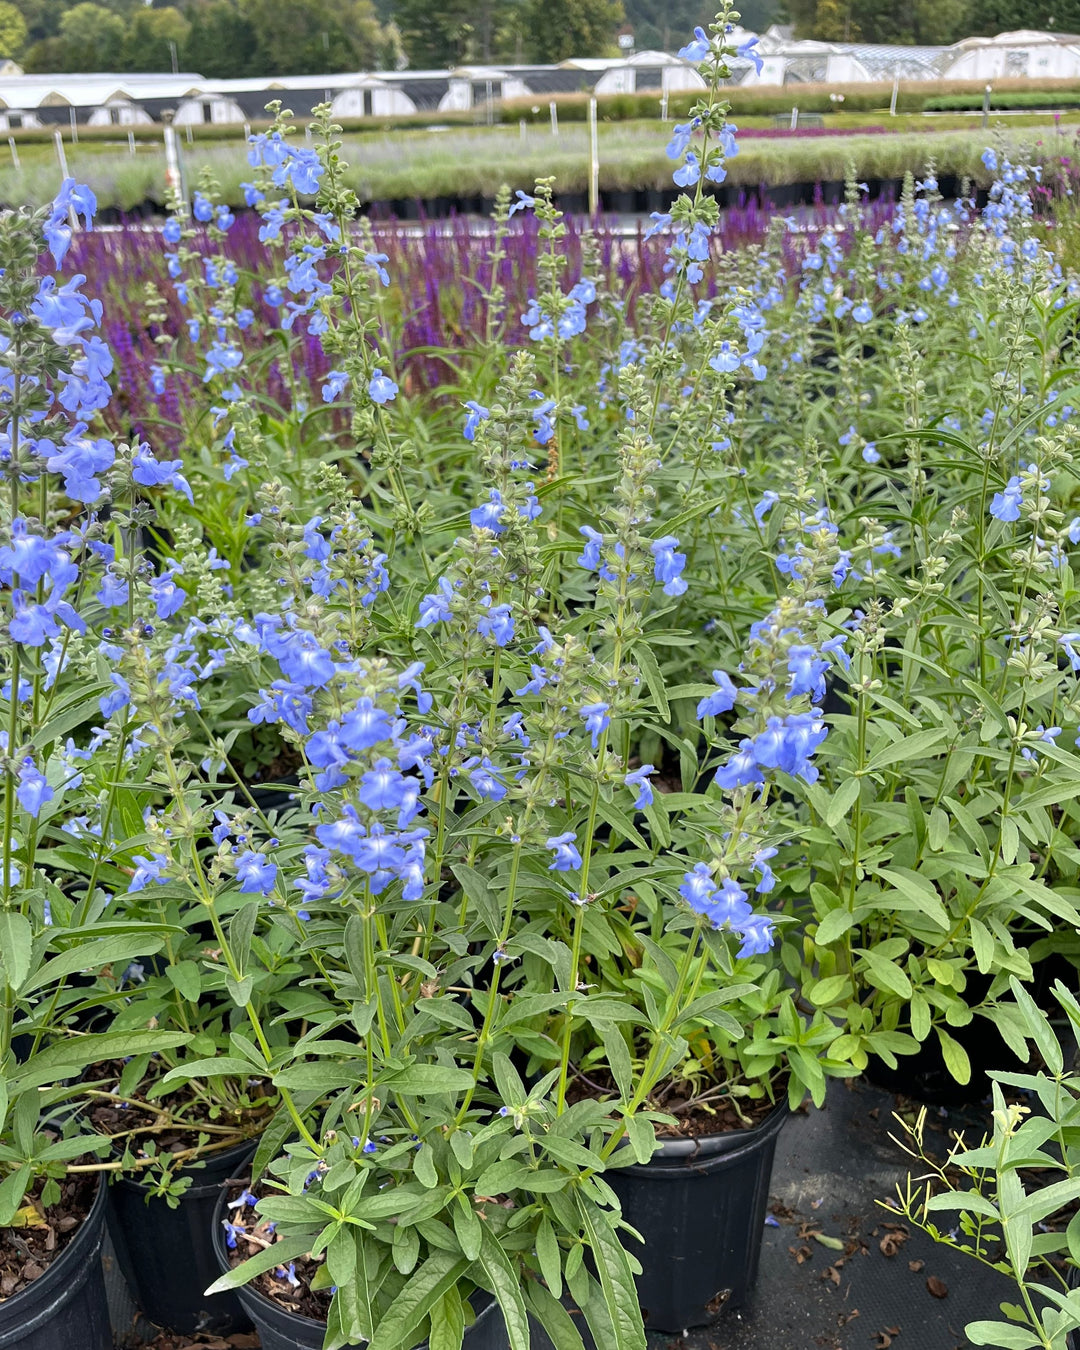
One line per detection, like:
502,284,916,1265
211,1183,510,1350
0,1172,111,1350
88,1064,269,1335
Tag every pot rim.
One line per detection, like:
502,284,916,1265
622,1095,790,1170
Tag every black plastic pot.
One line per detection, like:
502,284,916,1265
210,1186,508,1350
107,1136,257,1335
606,1103,788,1331
0,1176,111,1350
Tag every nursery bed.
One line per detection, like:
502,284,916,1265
701,1077,1015,1350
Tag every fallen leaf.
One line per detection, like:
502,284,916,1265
879,1226,909,1257
926,1275,948,1299
822,1265,841,1286
908,1259,924,1273
814,1232,846,1250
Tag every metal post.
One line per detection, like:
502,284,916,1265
485,78,493,126
128,129,136,155
69,106,78,144
185,122,192,144
790,105,799,130
7,136,18,170
243,121,250,142
660,89,669,120
889,68,899,116
52,131,78,225
588,96,599,217
550,99,558,135
982,82,992,129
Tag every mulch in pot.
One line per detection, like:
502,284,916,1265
220,1184,331,1322
0,1170,97,1298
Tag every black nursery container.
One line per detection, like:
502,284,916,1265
0,1176,111,1350
107,1137,256,1335
210,1186,509,1350
606,1103,788,1331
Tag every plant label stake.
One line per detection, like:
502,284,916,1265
52,131,78,228
588,96,599,217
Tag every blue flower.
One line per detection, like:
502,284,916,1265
463,401,490,440
322,370,349,403
737,36,764,74
697,670,737,719
673,151,701,188
193,191,213,223
476,603,514,647
580,701,611,748
417,578,456,628
751,847,778,894
470,489,505,534
16,759,52,818
677,27,711,61
547,832,582,871
713,740,764,791
236,851,277,895
625,765,655,810
577,525,604,571
736,915,775,957
132,445,193,503
852,302,873,324
468,758,507,802
368,370,398,404
982,147,998,173
650,535,687,597
128,853,170,892
990,475,1023,522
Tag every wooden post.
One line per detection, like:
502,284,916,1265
588,96,599,217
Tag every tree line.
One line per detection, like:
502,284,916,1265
0,0,1065,78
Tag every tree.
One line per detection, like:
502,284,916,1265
58,1,125,67
180,0,257,77
241,0,381,73
393,0,486,66
0,2,26,57
119,6,191,70
519,0,624,61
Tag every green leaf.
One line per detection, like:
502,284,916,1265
523,1283,587,1350
936,1027,971,1085
814,908,857,946
0,1165,31,1226
855,949,912,999
22,933,167,994
1009,976,1062,1074
165,959,202,1002
204,1237,312,1294
0,912,32,992
970,919,994,976
10,1030,190,1092
452,864,501,938
367,1250,470,1350
965,1322,1042,1348
808,975,851,1007
429,1286,465,1350
229,901,259,974
453,1193,482,1261
825,777,860,828
909,993,931,1043
864,726,948,773
634,644,669,721
476,1223,531,1350
225,974,254,1007
161,1055,265,1084
414,1144,439,1188
576,1197,646,1350
625,1115,657,1166
601,1026,633,1102
383,1065,475,1095
535,1217,562,1300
